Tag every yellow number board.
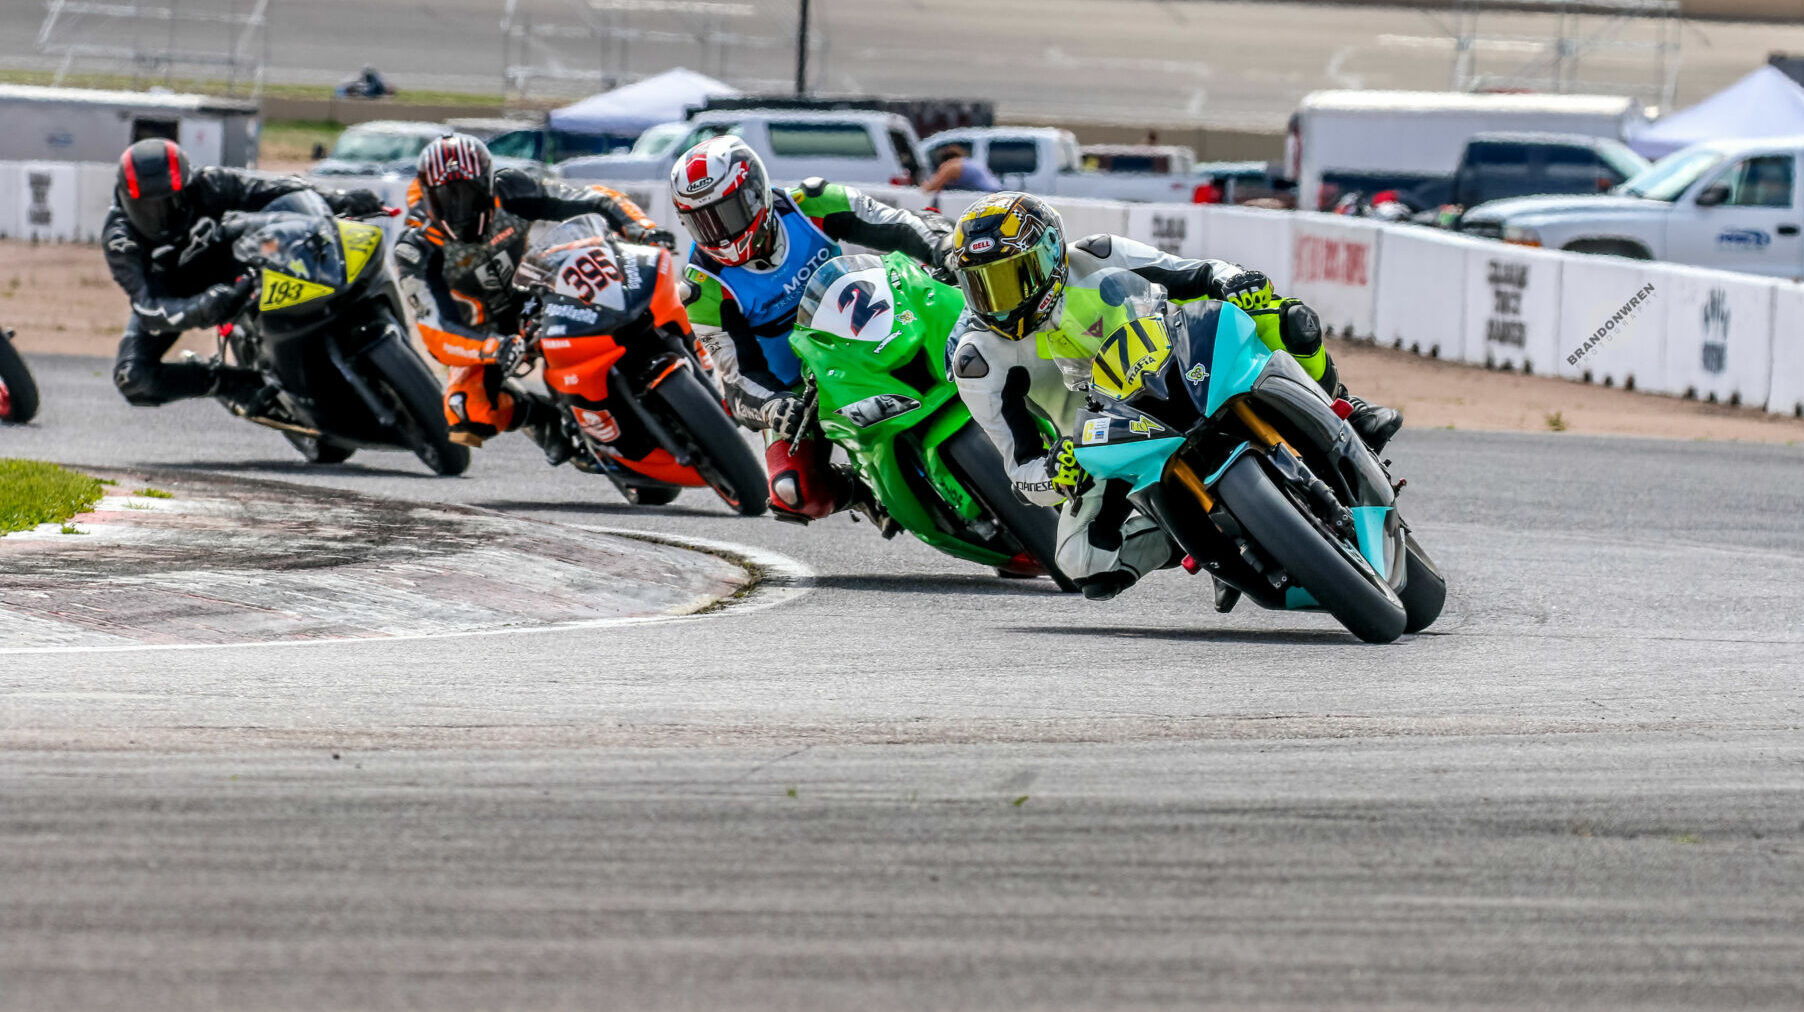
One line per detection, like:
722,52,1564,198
1091,316,1172,401
259,269,335,312
337,220,383,284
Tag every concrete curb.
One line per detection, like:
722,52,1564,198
0,467,754,650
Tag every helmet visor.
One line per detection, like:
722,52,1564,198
957,237,1060,320
676,175,767,248
423,178,490,242
123,192,188,242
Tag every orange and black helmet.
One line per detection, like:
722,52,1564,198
115,139,195,242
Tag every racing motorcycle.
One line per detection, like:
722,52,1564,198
508,214,767,514
1069,270,1444,643
790,251,1072,588
216,191,468,475
0,326,40,424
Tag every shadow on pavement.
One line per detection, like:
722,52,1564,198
137,459,450,481
812,573,1064,596
1012,624,1359,646
471,498,730,520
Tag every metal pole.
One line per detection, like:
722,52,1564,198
795,0,810,96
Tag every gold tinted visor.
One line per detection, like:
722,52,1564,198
959,241,1059,318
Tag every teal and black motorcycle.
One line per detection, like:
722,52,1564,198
790,252,1073,590
1069,270,1444,642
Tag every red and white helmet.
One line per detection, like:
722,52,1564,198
417,134,494,243
669,136,772,266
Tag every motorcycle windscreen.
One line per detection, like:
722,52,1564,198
240,217,345,313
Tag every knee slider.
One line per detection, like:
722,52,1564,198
113,359,162,405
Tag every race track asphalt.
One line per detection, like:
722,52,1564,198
4,351,1804,1009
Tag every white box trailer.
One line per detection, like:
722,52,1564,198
0,84,260,167
1291,90,1647,211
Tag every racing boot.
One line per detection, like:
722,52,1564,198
766,436,844,524
515,397,572,467
209,361,277,419
1212,576,1242,614
839,467,900,538
1318,354,1402,452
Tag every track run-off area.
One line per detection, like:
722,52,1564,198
4,352,1804,1009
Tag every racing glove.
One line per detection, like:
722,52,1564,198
761,384,817,443
1212,267,1276,312
182,277,256,330
1048,436,1089,501
487,333,531,375
622,222,678,250
324,188,388,218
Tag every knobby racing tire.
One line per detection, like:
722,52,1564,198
939,423,1078,593
362,334,470,477
0,337,41,424
648,368,767,516
1399,530,1446,634
1214,453,1406,644
282,431,356,464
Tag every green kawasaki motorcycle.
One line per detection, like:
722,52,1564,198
790,253,1073,590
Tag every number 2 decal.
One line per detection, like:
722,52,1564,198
836,280,891,336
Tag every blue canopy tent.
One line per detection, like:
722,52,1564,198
1631,66,1804,160
548,68,739,151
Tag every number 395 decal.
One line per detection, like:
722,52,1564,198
558,250,622,303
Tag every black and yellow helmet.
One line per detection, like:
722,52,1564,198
947,192,1066,340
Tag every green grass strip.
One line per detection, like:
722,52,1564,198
0,459,105,535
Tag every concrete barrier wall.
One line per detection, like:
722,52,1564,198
8,158,1802,418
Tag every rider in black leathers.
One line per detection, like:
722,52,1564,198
102,138,386,409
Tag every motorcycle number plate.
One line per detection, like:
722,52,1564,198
1091,316,1172,401
259,268,335,311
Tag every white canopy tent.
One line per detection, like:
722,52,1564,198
1631,66,1804,160
548,68,739,137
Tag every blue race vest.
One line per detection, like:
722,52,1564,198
705,202,839,386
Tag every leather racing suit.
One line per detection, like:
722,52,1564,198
104,169,380,406
682,178,942,518
394,168,668,442
947,234,1343,596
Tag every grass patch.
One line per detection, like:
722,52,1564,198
1544,411,1569,432
134,487,173,499
262,119,346,163
1,460,104,535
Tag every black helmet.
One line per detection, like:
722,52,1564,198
417,134,495,243
947,192,1067,341
115,139,195,242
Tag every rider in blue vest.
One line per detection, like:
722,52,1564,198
673,136,945,521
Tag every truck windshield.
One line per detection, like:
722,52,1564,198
331,130,432,163
1616,148,1724,201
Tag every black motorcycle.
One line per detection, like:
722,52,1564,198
0,326,39,425
215,192,467,475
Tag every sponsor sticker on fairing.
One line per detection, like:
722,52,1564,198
1082,417,1110,445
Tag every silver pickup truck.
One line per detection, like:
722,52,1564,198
1458,136,1804,279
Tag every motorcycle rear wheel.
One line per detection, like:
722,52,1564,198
647,369,767,516
1213,453,1406,644
939,424,1077,593
0,335,41,425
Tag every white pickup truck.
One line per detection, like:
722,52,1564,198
1459,136,1804,279
919,127,1199,203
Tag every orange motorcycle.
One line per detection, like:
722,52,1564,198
511,214,767,515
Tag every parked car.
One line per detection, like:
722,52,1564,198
483,124,623,165
560,109,927,187
309,120,445,178
1289,90,1648,211
1192,160,1285,205
1448,133,1649,208
1458,136,1804,278
920,127,1196,202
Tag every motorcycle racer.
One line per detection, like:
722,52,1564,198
944,191,1403,600
395,133,675,458
103,138,387,410
671,136,944,521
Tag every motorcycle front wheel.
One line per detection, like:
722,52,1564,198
361,333,469,477
647,368,767,516
1213,453,1406,644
